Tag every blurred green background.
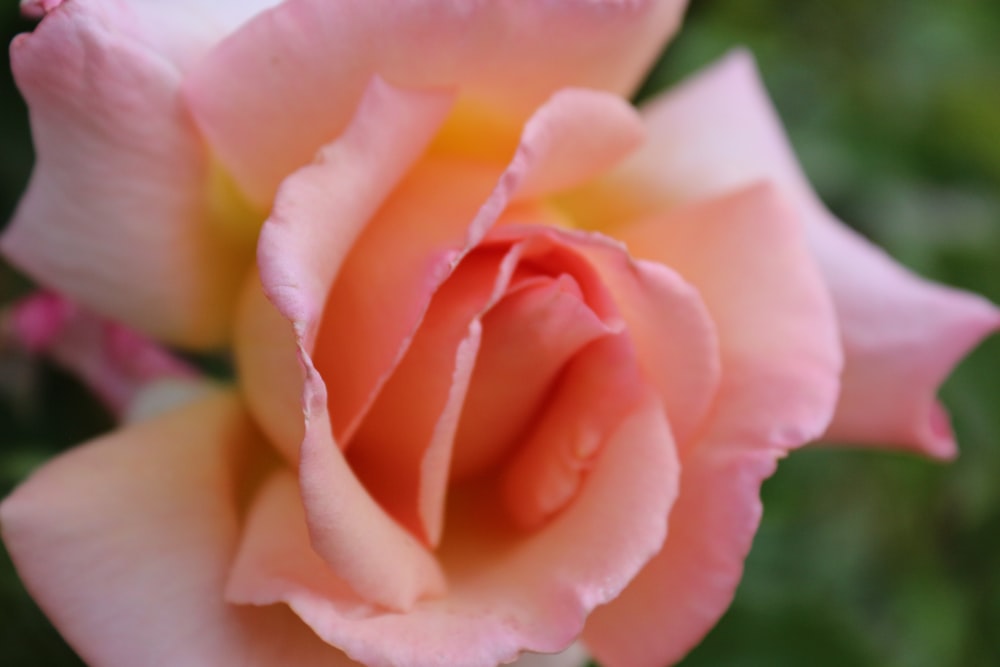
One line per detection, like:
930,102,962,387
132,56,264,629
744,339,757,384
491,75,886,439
0,1,998,666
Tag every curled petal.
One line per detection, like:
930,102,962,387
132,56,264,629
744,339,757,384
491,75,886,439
296,348,448,611
248,77,454,460
512,89,645,199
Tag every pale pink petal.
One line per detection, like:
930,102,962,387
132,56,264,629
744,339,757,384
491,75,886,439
115,0,283,72
617,185,843,455
5,291,197,418
0,392,356,666
488,225,721,445
19,0,281,70
229,378,679,667
185,0,687,202
2,2,255,346
583,187,844,667
576,49,1000,457
809,219,1000,458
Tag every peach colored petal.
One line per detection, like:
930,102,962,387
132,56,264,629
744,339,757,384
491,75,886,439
2,1,260,347
249,77,453,463
500,335,644,529
308,158,503,445
488,225,721,445
618,185,843,455
0,392,356,666
584,420,779,667
185,0,688,202
304,89,650,448
452,273,616,482
583,187,844,667
348,249,516,545
574,48,999,458
228,383,678,667
297,344,448,611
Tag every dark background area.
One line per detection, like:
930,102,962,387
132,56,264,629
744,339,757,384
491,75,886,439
1,1,998,665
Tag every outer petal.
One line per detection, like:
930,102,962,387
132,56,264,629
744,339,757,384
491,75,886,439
185,0,686,202
0,392,356,666
2,1,258,347
583,187,843,667
567,48,1000,457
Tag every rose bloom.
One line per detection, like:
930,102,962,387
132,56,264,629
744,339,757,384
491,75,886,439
1,1,997,666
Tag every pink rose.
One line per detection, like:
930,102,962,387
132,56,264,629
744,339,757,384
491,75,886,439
1,2,997,667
